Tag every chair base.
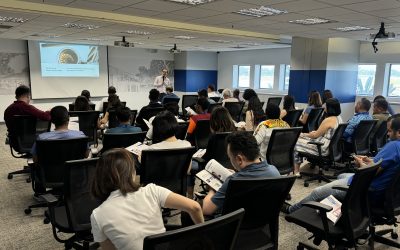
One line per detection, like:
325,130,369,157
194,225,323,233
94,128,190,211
296,242,320,250
369,226,400,249
301,167,335,187
7,165,31,182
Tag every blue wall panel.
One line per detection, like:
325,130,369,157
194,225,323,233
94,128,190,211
325,70,357,103
174,69,217,92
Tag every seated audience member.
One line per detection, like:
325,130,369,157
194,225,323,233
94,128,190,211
242,89,265,131
188,106,237,198
280,95,296,119
285,116,400,214
233,89,241,102
161,86,180,105
294,98,342,175
198,88,216,104
207,84,220,98
105,107,142,134
254,103,290,162
4,85,51,136
91,148,204,250
186,97,211,138
374,95,395,115
299,90,322,125
136,89,163,126
322,89,333,105
221,88,239,106
373,98,390,122
74,95,91,111
31,106,89,161
97,86,117,112
343,98,373,143
202,131,280,215
98,94,122,128
80,90,95,105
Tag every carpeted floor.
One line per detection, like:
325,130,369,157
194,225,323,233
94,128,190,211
0,123,396,249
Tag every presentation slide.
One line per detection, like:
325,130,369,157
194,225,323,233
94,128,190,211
39,43,99,77
28,41,108,99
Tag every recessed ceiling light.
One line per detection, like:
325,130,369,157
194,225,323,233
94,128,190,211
63,23,100,30
165,0,216,6
332,26,371,32
209,40,232,43
289,18,332,25
235,6,288,17
0,16,28,23
173,35,196,40
125,30,153,35
240,42,262,46
161,44,174,47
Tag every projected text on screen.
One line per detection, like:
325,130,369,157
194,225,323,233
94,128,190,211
40,43,99,77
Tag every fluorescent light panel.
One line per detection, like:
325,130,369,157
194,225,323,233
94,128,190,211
63,23,100,30
173,35,196,40
235,6,288,17
165,0,216,5
125,30,153,35
0,16,28,23
289,18,332,25
209,40,232,43
332,26,371,32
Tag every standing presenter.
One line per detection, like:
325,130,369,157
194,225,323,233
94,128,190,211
153,68,170,94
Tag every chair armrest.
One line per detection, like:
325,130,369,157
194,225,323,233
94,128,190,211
307,141,323,146
302,201,333,213
40,194,58,205
192,157,206,164
332,185,349,192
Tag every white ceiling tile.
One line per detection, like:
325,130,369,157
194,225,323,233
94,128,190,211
168,7,223,18
85,0,145,6
315,0,372,5
128,0,190,12
67,0,122,11
112,7,162,16
342,0,400,12
299,7,359,18
270,0,333,12
367,8,400,18
198,0,258,12
190,13,254,25
153,13,195,21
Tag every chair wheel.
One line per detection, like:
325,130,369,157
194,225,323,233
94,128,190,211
24,208,31,215
391,232,398,239
7,174,13,179
43,218,50,224
26,178,31,183
304,182,309,187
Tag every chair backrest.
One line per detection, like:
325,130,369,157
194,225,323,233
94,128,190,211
163,97,180,104
303,108,324,132
209,132,233,169
266,97,282,107
222,176,296,231
341,162,379,242
10,115,50,154
68,103,74,111
266,127,302,175
130,110,138,126
353,120,377,155
208,103,222,114
282,109,303,127
371,120,388,152
64,158,102,232
136,107,166,131
175,122,189,140
328,123,348,162
107,109,119,129
68,111,100,145
101,132,147,153
103,101,126,113
383,166,400,218
36,137,89,188
210,96,221,103
224,102,245,122
141,147,196,195
143,208,245,250
193,119,211,149
182,95,198,116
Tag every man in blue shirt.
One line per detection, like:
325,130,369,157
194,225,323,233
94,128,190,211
285,116,400,214
105,107,142,134
202,131,280,215
161,86,180,105
343,98,373,143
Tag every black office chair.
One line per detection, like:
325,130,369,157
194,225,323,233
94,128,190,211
143,208,245,250
181,95,198,116
7,115,50,180
224,102,245,122
41,158,101,250
370,120,388,155
162,97,180,105
192,119,211,149
68,103,95,111
107,109,118,129
140,147,196,196
101,131,147,154
283,109,304,127
266,127,302,175
130,110,138,126
68,111,100,145
175,122,189,140
208,103,222,114
103,101,126,114
369,166,400,248
299,123,348,187
302,108,324,133
25,137,89,214
285,162,380,250
266,97,282,108
136,107,166,131
222,176,296,250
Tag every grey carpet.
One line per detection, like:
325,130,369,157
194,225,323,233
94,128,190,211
0,124,395,249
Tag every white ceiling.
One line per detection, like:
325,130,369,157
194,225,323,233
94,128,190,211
0,0,398,51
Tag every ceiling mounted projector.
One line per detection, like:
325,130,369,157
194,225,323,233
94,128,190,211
114,36,134,47
169,44,181,53
370,22,396,53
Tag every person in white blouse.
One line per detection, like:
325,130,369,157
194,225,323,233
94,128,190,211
153,69,170,93
90,148,204,250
